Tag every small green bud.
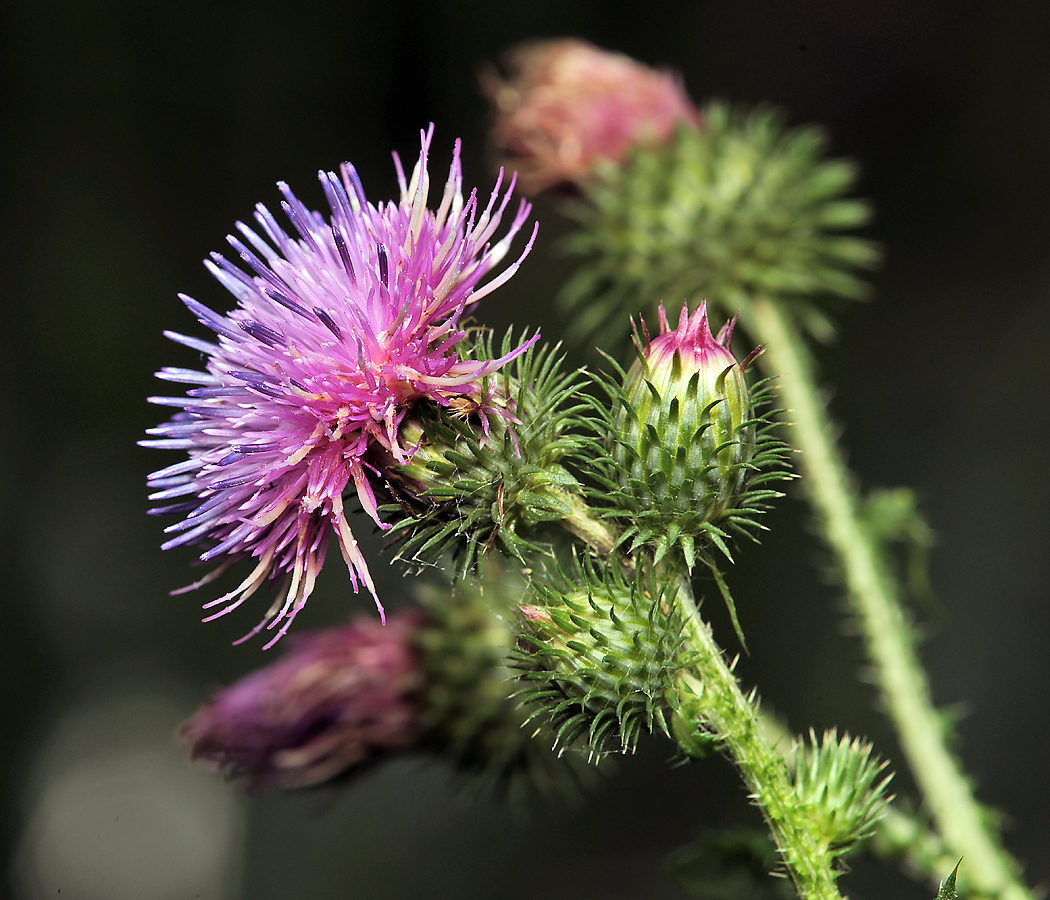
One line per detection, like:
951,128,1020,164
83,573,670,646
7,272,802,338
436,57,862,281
610,301,766,568
791,729,894,855
559,102,880,351
516,559,692,756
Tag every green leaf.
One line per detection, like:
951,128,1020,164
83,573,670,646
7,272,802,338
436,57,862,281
706,560,748,654
936,861,961,900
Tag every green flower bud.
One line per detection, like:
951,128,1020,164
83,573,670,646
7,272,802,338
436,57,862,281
791,729,894,855
609,300,768,569
516,559,693,756
559,102,880,351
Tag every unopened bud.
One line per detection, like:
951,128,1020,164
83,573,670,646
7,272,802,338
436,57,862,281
612,301,760,567
517,562,687,756
377,337,586,576
791,729,893,854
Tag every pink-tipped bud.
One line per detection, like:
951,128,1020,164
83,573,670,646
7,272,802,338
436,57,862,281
485,39,701,193
180,612,426,790
613,301,759,566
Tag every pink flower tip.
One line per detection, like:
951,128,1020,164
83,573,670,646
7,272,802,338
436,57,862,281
644,300,738,376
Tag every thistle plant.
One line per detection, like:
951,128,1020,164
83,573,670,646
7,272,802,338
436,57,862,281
486,37,1032,900
143,38,1036,900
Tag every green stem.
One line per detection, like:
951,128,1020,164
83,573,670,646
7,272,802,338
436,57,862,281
746,295,1030,900
555,497,841,894
874,806,967,891
554,483,974,894
674,578,844,900
555,487,620,559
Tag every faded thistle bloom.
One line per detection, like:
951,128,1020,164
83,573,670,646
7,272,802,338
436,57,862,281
485,39,700,193
143,127,538,646
181,612,426,790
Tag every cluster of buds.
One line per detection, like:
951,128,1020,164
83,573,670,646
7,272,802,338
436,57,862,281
148,36,926,900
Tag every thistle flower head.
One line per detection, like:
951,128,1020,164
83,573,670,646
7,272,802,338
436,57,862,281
485,39,700,193
180,612,426,790
143,127,538,646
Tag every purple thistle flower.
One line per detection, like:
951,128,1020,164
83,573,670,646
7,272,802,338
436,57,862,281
143,127,539,647
180,612,426,790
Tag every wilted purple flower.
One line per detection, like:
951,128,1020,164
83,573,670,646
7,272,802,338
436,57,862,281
485,39,700,193
143,127,538,646
180,612,426,790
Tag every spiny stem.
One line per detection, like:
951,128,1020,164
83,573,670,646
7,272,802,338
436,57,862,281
673,579,844,900
552,479,981,895
746,295,1031,900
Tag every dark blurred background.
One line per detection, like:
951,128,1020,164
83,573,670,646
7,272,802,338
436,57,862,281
3,2,1050,898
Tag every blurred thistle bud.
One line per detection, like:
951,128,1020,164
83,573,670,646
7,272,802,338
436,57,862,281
603,300,784,573
413,559,594,798
181,567,587,797
484,39,700,194
515,557,698,758
791,729,894,855
558,99,880,350
376,333,601,578
180,612,426,790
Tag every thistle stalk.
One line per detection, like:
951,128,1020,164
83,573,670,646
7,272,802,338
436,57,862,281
746,295,1031,900
556,480,1003,897
533,483,844,895
556,487,621,559
673,578,844,900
